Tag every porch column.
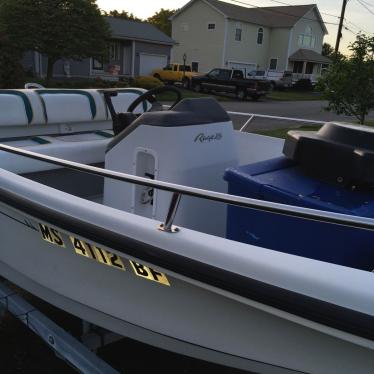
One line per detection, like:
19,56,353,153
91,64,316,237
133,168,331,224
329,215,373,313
301,61,307,76
131,41,136,77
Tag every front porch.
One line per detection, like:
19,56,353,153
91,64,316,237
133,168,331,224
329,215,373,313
288,49,332,84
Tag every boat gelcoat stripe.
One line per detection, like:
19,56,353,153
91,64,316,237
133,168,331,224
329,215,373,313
0,187,373,342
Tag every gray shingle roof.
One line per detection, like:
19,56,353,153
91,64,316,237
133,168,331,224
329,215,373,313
289,49,332,64
204,0,319,28
105,17,175,45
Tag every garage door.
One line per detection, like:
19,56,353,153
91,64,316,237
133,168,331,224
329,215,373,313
228,61,256,77
139,54,168,76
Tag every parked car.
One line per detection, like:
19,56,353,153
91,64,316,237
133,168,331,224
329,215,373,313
152,63,199,88
191,68,271,100
248,70,293,89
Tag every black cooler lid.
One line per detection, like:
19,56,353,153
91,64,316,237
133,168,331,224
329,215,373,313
283,122,374,187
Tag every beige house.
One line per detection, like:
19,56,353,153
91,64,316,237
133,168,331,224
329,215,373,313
171,0,331,80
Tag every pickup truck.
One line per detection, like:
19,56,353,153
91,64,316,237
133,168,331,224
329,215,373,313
191,68,271,100
152,63,199,88
248,70,293,89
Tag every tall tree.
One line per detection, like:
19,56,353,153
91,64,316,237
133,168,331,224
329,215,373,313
103,10,141,21
318,34,374,124
0,28,25,88
322,43,334,58
322,42,344,62
147,8,175,36
0,0,111,81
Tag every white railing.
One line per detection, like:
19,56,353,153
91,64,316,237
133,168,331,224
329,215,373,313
226,111,325,133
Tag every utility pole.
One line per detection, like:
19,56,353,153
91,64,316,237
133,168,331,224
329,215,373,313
335,0,348,55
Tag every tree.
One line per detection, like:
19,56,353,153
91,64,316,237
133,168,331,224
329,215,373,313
147,9,176,36
103,10,141,21
322,42,345,62
322,43,334,58
0,35,25,88
0,0,111,81
318,34,374,124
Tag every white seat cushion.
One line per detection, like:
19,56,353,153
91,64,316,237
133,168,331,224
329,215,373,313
0,93,30,126
38,90,96,124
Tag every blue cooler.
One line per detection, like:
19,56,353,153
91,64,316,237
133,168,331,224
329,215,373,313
224,155,374,271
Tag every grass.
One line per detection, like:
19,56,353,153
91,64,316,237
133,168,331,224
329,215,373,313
157,87,232,102
267,90,324,101
254,125,321,139
158,87,326,102
254,120,374,139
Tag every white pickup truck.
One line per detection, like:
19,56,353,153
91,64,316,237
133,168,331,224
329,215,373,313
248,70,293,89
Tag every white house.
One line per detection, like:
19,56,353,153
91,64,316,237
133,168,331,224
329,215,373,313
171,0,331,79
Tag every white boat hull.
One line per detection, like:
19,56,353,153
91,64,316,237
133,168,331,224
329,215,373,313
0,187,373,373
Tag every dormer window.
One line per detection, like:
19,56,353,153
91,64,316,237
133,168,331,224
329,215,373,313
208,23,216,30
298,26,316,48
257,27,264,45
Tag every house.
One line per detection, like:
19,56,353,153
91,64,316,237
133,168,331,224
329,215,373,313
171,0,331,79
22,17,175,79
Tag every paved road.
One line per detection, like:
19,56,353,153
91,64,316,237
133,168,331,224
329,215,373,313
220,100,374,131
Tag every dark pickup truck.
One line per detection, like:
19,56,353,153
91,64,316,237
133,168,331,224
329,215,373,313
191,68,271,100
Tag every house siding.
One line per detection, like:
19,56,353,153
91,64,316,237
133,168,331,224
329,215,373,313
289,8,324,55
172,0,225,72
224,20,270,69
123,42,133,75
267,27,291,71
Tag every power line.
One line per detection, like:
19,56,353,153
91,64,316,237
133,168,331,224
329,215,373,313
264,0,341,18
345,18,373,35
225,0,341,26
356,0,374,15
360,0,374,8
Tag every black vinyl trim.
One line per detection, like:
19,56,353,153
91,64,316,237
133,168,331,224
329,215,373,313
0,186,373,342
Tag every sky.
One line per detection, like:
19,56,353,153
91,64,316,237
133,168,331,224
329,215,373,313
96,0,374,53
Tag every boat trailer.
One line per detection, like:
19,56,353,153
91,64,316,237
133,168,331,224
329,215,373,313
0,281,121,374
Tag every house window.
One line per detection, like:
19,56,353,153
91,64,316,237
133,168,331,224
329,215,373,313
257,27,264,45
235,28,242,41
298,26,316,48
269,58,278,70
191,61,199,72
181,22,189,32
92,57,104,71
208,23,216,30
109,42,120,61
293,61,304,74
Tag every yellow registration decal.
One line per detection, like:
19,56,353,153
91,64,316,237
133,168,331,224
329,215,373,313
69,236,126,271
38,223,170,286
130,260,170,286
39,224,65,247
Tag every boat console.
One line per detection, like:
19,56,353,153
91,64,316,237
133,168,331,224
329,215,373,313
104,87,239,236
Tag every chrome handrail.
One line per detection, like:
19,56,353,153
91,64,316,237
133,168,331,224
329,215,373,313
1,143,374,232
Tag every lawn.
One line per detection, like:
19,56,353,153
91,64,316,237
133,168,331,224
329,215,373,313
267,90,324,101
157,87,232,102
254,120,374,139
254,125,321,139
157,87,325,102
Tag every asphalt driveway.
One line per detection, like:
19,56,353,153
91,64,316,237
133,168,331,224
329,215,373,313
220,100,374,131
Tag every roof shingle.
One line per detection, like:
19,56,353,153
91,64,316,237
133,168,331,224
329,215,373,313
106,17,175,45
289,49,332,63
204,0,318,28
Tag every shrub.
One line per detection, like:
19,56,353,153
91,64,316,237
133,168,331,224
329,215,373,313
22,77,130,89
132,76,163,90
293,78,313,91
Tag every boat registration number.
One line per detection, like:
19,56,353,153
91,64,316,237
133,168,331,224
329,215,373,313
38,223,170,286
